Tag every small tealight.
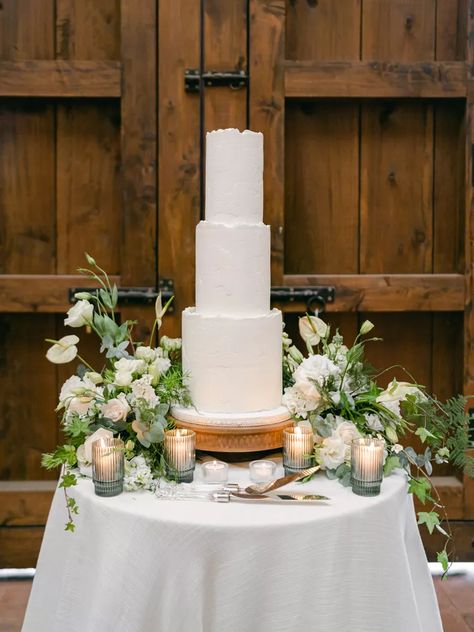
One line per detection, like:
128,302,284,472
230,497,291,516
249,460,276,483
201,460,229,484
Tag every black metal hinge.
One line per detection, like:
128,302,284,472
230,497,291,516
69,279,174,310
271,286,335,313
185,69,248,93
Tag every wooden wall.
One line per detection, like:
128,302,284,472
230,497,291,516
0,0,472,565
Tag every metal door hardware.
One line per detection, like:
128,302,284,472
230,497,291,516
185,69,248,93
271,286,335,313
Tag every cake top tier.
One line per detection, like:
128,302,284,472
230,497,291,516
205,128,263,225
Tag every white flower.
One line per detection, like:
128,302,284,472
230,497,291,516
318,435,346,470
124,455,154,491
135,346,156,363
131,375,159,407
365,413,383,432
69,396,94,416
77,428,114,477
148,356,171,382
59,375,83,404
115,370,133,387
160,336,182,352
115,357,146,375
84,371,103,385
64,300,94,328
393,444,404,454
377,379,427,417
334,420,361,446
293,354,340,402
282,385,320,419
46,335,79,364
359,320,374,336
299,315,328,347
101,393,131,423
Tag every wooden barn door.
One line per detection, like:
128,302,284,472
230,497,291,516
0,1,157,567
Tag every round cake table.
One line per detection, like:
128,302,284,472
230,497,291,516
23,459,442,632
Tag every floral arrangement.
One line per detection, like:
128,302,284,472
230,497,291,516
42,255,189,530
282,315,474,574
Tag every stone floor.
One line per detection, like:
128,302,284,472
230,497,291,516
1,572,474,631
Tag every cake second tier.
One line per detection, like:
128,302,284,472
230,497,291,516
196,221,270,315
182,307,283,414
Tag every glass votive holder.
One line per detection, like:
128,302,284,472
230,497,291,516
201,460,229,484
351,438,385,496
283,426,314,475
92,437,125,497
249,460,277,483
164,428,196,483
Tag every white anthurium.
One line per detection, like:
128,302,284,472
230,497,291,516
64,300,94,328
46,335,80,364
299,315,328,347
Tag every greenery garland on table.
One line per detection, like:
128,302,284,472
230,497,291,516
282,315,474,575
42,256,474,575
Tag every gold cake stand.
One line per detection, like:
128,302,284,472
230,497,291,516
171,406,294,453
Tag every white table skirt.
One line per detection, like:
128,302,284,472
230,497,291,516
23,460,442,632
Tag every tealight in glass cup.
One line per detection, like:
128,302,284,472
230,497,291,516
92,437,125,497
201,460,229,484
164,428,196,483
351,438,385,496
283,426,314,475
249,460,277,483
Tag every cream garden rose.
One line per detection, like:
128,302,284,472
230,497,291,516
101,393,131,423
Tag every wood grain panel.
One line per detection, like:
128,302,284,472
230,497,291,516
433,101,465,273
204,0,247,133
56,0,120,60
0,482,55,526
435,0,468,61
0,0,54,59
0,527,45,568
360,102,433,273
0,315,57,480
250,0,285,284
431,313,463,401
362,0,436,61
158,0,201,336
56,102,121,274
286,0,360,61
285,101,359,274
0,102,55,274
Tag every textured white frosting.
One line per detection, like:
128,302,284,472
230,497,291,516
205,129,263,225
182,308,283,414
196,221,270,315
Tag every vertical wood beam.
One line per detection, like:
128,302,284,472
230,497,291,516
465,1,474,397
249,0,285,285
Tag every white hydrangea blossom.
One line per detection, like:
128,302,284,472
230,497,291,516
130,374,159,407
124,455,155,491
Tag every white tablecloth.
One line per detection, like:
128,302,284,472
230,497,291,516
23,460,442,632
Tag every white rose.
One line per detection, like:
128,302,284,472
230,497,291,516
293,354,340,403
148,356,171,382
135,346,156,362
282,385,319,419
299,315,328,346
101,393,131,422
115,370,133,387
46,335,79,364
59,375,83,404
68,396,94,417
365,413,383,432
318,435,346,470
335,420,361,445
64,300,94,328
115,357,146,375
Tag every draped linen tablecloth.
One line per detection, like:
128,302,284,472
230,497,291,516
23,460,442,632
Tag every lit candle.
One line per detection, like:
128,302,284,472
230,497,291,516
283,426,314,475
351,438,385,496
249,460,276,483
92,437,124,497
164,428,196,483
201,460,229,484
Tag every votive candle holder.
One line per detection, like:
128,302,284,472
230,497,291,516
283,426,314,475
164,428,196,483
351,438,385,496
92,437,125,497
201,460,229,484
249,460,277,483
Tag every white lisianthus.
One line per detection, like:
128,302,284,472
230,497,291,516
101,393,131,423
115,370,133,387
46,335,80,364
68,396,94,417
377,379,427,417
365,413,383,432
159,336,182,352
318,435,346,470
59,375,83,404
299,315,328,347
77,428,114,477
148,356,171,383
115,357,146,375
359,320,374,336
135,346,156,363
334,420,361,446
131,374,159,407
64,300,94,328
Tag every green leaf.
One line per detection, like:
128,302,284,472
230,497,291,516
384,455,401,476
67,497,79,515
100,288,113,310
59,472,77,489
415,427,437,443
408,477,432,504
41,444,77,469
417,511,440,534
65,521,76,533
437,549,449,575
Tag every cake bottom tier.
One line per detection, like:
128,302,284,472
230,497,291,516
182,307,283,414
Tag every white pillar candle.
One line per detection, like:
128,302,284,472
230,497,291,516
164,428,196,482
351,438,385,496
201,460,229,484
283,426,314,473
249,460,276,483
92,438,124,497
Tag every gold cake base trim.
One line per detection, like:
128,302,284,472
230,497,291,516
172,417,294,453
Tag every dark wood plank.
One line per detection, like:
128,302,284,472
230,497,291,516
284,61,467,98
360,102,433,274
0,60,121,97
285,0,361,61
56,102,121,274
436,0,468,61
158,0,201,337
362,0,436,61
0,0,54,60
422,521,474,561
249,0,285,284
203,0,247,132
285,101,359,274
282,274,465,312
0,482,55,526
414,476,464,519
0,527,45,567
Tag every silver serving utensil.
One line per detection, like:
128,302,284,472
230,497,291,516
230,491,329,502
244,465,320,495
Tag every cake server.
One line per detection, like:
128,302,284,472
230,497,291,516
230,491,329,502
244,464,320,495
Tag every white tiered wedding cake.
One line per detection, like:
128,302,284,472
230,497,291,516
173,129,288,428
